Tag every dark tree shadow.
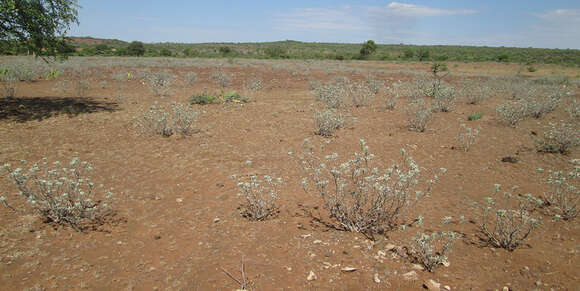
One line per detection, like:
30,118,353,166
0,96,119,122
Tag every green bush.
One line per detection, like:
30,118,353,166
223,91,249,103
189,92,219,105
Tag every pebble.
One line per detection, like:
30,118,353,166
313,240,322,244
175,198,183,203
307,270,317,281
444,285,451,290
213,218,220,223
374,273,381,283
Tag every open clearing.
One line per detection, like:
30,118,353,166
0,56,579,290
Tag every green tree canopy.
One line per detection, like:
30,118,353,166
359,40,377,59
126,41,145,56
0,0,79,59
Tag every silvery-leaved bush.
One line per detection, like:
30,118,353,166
410,231,457,272
314,109,344,137
457,123,480,152
233,174,282,221
145,71,175,97
542,166,579,220
477,184,542,251
406,99,432,132
0,158,114,231
134,102,198,137
300,139,445,234
534,122,580,154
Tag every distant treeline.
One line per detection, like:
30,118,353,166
1,37,579,66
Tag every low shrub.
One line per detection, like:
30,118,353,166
300,139,444,234
314,109,344,137
313,81,347,109
496,100,527,127
432,86,456,112
476,185,542,251
534,122,580,154
457,123,480,152
467,112,483,121
540,167,579,220
189,92,219,105
211,71,232,88
410,231,457,272
134,102,198,137
223,91,249,103
145,71,175,98
348,82,375,107
185,71,197,85
232,174,282,221
406,99,432,132
0,158,115,231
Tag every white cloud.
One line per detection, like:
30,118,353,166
535,8,580,21
272,6,369,31
527,9,580,48
381,2,477,17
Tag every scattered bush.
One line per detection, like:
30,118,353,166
145,71,175,97
134,102,198,137
496,100,527,127
0,158,115,231
75,79,89,97
313,81,347,109
432,86,456,112
476,185,542,251
567,100,580,119
300,139,444,234
457,123,480,152
223,91,249,103
534,122,580,154
348,82,375,107
314,109,344,137
232,174,282,221
365,74,384,94
406,99,432,132
461,81,491,105
185,71,198,85
540,167,579,220
410,231,457,272
468,112,483,121
382,85,401,110
244,78,263,91
523,89,562,118
211,71,232,89
189,92,219,105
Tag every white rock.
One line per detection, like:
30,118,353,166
341,267,358,272
444,285,451,290
313,240,322,244
385,243,397,251
377,250,387,257
307,270,317,281
442,259,450,267
374,273,381,283
175,198,183,203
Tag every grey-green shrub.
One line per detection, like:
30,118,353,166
348,82,375,107
314,109,344,137
406,99,432,132
534,122,580,154
134,102,198,137
185,71,198,85
410,231,457,272
477,185,542,251
523,89,562,118
145,71,175,97
496,100,527,127
313,81,347,109
233,174,282,221
0,158,114,231
567,100,580,119
432,85,456,112
457,123,480,152
211,70,232,88
541,167,579,220
301,139,444,234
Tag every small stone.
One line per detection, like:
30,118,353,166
374,273,381,283
341,267,358,272
402,271,417,281
424,279,441,290
502,287,509,291
213,218,220,223
153,235,161,240
307,270,317,281
176,198,183,203
300,234,312,239
377,250,387,257
442,260,450,267
313,240,322,244
385,243,397,251
444,286,451,290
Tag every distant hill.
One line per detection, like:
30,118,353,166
69,37,128,48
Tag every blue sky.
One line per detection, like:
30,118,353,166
69,1,580,49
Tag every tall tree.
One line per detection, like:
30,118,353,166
0,0,79,59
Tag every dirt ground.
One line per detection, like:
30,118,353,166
0,57,579,290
